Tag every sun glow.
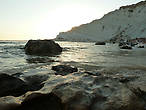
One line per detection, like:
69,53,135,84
34,5,101,39
0,0,141,40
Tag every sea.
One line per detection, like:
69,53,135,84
0,40,146,76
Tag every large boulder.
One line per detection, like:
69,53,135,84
0,74,28,97
24,40,62,56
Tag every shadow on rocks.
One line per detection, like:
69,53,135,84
24,75,49,91
0,74,28,97
16,93,63,110
0,103,20,110
0,73,49,98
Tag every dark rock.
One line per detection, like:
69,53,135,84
17,93,63,110
52,65,78,76
24,75,48,91
138,45,144,48
120,45,132,49
0,103,20,110
0,74,48,98
24,40,62,56
119,42,124,46
119,76,138,83
95,42,106,45
0,74,28,97
119,78,131,83
84,71,101,76
129,87,146,101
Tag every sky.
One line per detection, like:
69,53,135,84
0,0,142,40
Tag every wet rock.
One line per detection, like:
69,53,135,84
51,72,146,110
52,65,78,76
119,76,137,83
84,71,101,76
18,92,63,110
0,74,28,97
64,92,91,110
120,45,132,49
1,70,146,110
24,40,62,56
24,75,49,91
95,42,106,45
129,86,146,101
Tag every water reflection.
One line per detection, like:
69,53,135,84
26,56,59,64
1,41,146,73
57,42,146,68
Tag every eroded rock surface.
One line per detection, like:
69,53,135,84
1,69,146,110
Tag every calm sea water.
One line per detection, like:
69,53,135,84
0,40,146,75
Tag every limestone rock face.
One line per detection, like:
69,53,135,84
24,40,62,56
56,1,146,42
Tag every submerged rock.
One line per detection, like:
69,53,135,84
95,42,106,45
24,40,62,56
120,45,132,49
138,45,144,48
52,65,78,76
0,74,28,97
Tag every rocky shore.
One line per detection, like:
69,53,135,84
0,40,146,110
0,65,146,110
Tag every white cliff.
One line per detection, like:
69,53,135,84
56,1,146,42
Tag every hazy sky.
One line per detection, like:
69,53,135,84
0,0,142,40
